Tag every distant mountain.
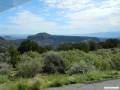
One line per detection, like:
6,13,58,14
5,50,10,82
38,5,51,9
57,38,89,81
0,36,4,41
2,35,29,40
74,32,120,38
27,33,100,45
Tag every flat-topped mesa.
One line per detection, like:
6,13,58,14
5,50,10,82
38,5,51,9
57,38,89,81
28,33,51,40
27,32,100,45
36,32,51,38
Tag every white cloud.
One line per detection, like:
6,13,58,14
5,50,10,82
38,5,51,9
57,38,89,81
10,10,57,30
44,0,93,12
42,0,120,34
3,0,120,35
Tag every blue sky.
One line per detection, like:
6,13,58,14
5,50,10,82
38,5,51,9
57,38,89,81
0,0,120,35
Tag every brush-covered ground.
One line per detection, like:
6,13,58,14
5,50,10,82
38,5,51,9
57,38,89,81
0,48,120,90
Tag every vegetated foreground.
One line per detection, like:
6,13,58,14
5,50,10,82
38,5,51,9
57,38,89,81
0,39,120,90
45,78,120,90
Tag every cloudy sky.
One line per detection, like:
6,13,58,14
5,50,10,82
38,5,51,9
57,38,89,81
0,0,120,35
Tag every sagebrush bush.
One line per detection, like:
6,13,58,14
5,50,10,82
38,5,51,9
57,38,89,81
17,59,43,77
43,52,65,74
67,61,95,74
0,52,10,63
17,51,43,77
0,63,11,74
60,50,88,70
19,51,42,62
110,53,120,70
17,52,43,77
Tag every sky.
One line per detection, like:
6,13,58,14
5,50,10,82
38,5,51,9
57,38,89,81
0,0,120,35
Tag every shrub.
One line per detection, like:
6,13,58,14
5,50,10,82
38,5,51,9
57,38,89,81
0,52,10,63
110,54,120,70
60,50,87,70
19,51,42,62
100,59,111,70
67,61,95,74
17,59,43,77
43,52,65,74
0,63,11,74
87,53,111,70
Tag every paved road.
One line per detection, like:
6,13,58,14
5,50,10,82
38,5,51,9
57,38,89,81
44,79,120,90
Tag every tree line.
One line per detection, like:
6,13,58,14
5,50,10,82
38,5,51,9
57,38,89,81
17,39,120,54
7,39,120,67
56,39,120,52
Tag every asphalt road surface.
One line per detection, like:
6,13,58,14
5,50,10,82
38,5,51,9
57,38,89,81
44,78,120,90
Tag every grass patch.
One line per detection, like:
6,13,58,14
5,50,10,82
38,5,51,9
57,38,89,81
1,71,120,90
0,74,9,84
70,74,87,83
39,74,70,88
86,71,103,81
3,78,28,90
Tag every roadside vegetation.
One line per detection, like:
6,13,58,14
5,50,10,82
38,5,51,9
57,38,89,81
0,39,120,90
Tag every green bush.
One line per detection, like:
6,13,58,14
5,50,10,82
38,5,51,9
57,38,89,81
19,51,42,62
17,60,42,77
110,54,120,70
0,52,10,63
17,53,43,77
87,53,111,70
60,50,88,70
43,52,65,74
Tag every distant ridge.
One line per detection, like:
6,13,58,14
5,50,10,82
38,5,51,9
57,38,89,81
0,36,5,41
0,36,10,48
73,32,120,38
27,33,100,45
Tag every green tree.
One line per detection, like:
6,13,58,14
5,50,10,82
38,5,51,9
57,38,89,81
89,41,98,51
57,43,74,51
9,46,20,68
106,39,120,48
18,40,42,54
